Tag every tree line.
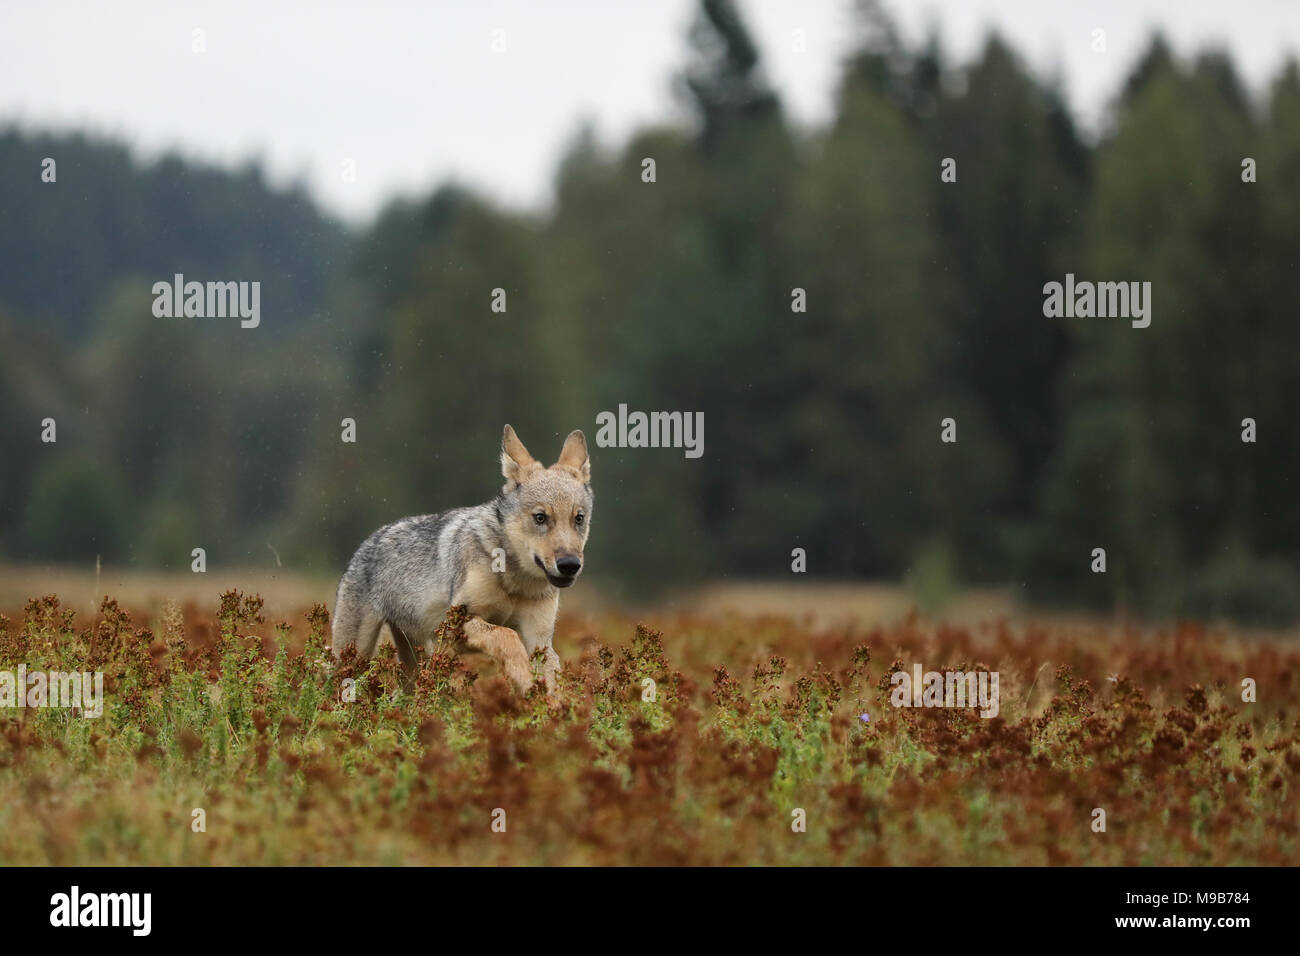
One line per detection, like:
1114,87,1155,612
1,0,1297,623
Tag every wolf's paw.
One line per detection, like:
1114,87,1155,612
504,662,534,697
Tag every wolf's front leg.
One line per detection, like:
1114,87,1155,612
541,646,562,695
509,595,562,696
461,617,533,695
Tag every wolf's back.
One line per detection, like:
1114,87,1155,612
339,507,487,622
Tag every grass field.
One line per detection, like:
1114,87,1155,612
0,584,1296,865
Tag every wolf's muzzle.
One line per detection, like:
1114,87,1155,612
536,554,581,587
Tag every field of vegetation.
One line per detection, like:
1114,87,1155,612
0,590,1296,865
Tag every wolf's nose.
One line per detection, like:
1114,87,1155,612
556,555,582,576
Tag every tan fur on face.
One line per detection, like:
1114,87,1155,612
500,425,593,581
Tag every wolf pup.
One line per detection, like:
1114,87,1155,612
332,425,592,695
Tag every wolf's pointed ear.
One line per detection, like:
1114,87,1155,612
502,424,539,491
555,429,591,483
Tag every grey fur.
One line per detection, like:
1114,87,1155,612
332,505,493,655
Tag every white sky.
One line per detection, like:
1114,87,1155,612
2,1,1297,225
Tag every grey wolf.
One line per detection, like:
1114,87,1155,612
332,425,592,695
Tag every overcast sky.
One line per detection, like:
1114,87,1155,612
2,1,1297,224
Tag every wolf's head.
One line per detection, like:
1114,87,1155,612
498,424,593,588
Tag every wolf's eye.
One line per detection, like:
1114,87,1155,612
533,512,547,526
575,514,585,526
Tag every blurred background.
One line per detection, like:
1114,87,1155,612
1,0,1298,625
